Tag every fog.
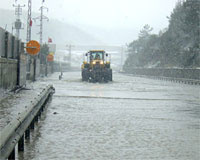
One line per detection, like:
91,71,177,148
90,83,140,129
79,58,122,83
0,0,178,45
0,1,199,160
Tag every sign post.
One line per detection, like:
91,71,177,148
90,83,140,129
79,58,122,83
26,40,40,81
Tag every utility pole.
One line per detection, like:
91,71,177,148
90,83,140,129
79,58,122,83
26,0,34,80
26,0,32,42
33,1,49,78
34,1,49,61
121,46,124,71
13,2,25,39
66,44,75,68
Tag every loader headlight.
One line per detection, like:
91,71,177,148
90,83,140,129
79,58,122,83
100,60,104,65
92,61,96,64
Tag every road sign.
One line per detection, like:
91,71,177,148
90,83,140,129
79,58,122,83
26,40,40,55
47,54,54,61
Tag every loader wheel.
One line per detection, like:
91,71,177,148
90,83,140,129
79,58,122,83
94,74,101,83
109,69,112,81
82,69,89,81
103,72,109,82
110,73,112,81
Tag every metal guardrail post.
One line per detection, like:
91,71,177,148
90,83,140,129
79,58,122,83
30,119,35,130
38,110,41,117
35,115,39,123
25,127,30,139
8,149,15,160
18,134,24,152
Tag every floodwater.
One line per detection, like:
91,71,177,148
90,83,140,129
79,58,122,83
17,72,199,160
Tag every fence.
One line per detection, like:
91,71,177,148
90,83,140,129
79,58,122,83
0,27,27,89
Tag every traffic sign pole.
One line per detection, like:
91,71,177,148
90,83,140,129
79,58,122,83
26,40,40,82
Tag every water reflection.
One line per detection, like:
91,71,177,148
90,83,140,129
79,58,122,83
11,72,200,160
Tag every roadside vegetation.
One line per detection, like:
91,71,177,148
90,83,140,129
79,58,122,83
124,0,200,70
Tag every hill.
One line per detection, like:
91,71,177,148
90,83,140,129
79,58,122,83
123,0,200,69
0,9,103,45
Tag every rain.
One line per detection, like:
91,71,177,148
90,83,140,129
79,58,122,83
0,0,199,160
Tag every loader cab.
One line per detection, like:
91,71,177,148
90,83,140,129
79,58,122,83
89,50,105,62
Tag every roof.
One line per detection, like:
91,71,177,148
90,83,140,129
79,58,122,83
89,50,105,52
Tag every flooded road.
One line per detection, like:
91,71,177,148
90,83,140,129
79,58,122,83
17,72,199,160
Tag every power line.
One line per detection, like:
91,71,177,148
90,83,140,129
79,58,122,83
66,44,75,67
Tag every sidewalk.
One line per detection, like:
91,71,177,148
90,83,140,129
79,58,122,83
0,76,53,131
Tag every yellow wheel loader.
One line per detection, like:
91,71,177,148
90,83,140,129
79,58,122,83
81,50,112,82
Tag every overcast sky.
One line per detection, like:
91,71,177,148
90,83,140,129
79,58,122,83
0,0,178,45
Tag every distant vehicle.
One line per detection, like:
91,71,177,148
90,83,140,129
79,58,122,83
81,50,112,82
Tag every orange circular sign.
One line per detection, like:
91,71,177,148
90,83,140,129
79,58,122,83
26,40,40,55
47,54,54,61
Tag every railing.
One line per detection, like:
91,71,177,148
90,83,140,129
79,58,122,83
123,68,200,85
0,85,55,160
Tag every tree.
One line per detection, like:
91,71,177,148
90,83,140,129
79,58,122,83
139,24,153,39
40,44,49,64
124,0,200,71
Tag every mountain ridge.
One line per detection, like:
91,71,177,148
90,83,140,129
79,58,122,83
0,9,103,45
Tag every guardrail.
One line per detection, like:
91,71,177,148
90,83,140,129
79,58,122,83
150,76,200,85
0,85,55,160
125,74,200,85
123,68,200,85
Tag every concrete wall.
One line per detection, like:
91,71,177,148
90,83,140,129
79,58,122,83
0,58,17,89
7,33,13,58
0,28,27,90
40,64,46,76
36,59,40,78
0,27,19,59
18,43,27,86
47,62,54,74
40,62,54,76
0,27,5,57
28,58,40,80
125,68,200,80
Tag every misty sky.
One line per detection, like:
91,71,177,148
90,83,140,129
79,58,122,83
0,0,178,45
